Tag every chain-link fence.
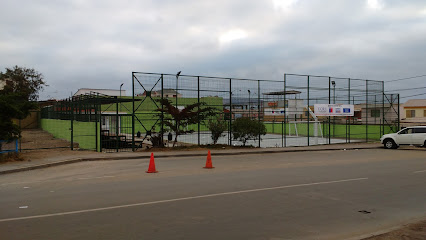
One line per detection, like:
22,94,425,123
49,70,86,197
33,72,399,152
132,72,399,148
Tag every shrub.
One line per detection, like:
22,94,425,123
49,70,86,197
207,117,228,145
232,117,266,146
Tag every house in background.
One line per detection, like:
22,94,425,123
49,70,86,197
74,88,126,97
400,99,426,128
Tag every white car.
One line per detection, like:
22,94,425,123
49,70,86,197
380,126,426,149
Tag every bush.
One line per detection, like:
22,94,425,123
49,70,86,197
232,117,266,146
207,117,228,145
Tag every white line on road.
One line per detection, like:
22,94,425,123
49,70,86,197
413,170,426,174
0,177,368,223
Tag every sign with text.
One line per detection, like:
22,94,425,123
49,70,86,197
314,104,354,116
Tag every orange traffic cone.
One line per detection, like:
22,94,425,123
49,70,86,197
203,150,214,169
146,153,158,173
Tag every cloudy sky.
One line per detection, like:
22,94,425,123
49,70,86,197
1,0,425,101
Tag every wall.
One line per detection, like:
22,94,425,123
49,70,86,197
12,110,39,129
404,107,426,118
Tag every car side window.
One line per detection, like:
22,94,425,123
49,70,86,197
400,129,413,134
414,128,426,133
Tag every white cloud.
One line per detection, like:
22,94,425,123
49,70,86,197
367,0,384,10
219,29,249,44
272,0,299,11
1,0,426,100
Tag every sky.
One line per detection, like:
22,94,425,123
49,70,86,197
1,0,425,101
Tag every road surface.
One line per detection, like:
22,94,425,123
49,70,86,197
0,149,425,240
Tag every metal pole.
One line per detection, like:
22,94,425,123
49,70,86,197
258,80,261,148
382,81,385,135
307,76,310,146
248,90,251,119
71,98,74,151
161,74,164,146
95,96,98,152
229,78,232,146
397,94,400,131
116,96,119,153
284,74,287,147
197,76,200,146
132,72,135,152
176,71,181,108
328,77,331,144
348,78,351,143
119,83,123,112
366,80,369,142
333,81,336,138
19,119,22,152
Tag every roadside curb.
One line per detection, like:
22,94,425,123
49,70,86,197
0,146,383,175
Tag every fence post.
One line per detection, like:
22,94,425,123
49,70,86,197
382,81,385,135
307,76,310,146
365,80,369,142
116,96,119,153
161,74,164,146
258,80,261,148
71,98,74,150
348,78,351,143
284,74,287,147
19,119,22,152
198,76,200,146
328,77,331,144
229,78,232,146
95,94,99,152
397,94,400,130
132,72,135,152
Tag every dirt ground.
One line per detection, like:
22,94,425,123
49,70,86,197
5,129,95,162
19,129,77,150
362,219,426,240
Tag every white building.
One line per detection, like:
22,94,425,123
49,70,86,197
74,88,126,97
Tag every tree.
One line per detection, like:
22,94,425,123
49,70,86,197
156,99,218,147
207,116,227,145
0,66,46,150
232,117,266,146
1,66,46,101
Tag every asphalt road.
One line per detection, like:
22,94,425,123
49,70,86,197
0,149,425,240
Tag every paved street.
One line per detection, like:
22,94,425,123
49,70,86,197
0,149,425,240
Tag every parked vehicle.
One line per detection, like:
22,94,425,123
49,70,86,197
380,126,426,149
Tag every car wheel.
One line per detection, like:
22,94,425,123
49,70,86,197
384,139,397,149
423,140,426,148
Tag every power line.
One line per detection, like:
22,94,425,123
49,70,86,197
386,74,426,83
400,92,426,99
387,86,426,92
